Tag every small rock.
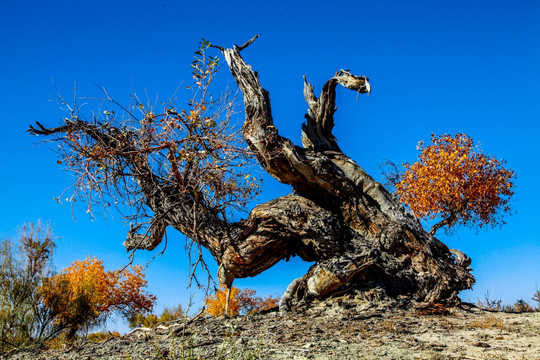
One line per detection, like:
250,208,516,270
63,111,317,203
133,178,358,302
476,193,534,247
475,342,491,348
235,337,246,345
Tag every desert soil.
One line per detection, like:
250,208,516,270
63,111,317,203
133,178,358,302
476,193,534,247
3,295,539,360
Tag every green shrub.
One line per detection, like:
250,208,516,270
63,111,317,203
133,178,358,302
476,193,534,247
0,222,56,351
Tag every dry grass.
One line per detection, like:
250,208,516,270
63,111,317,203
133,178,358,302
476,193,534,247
466,315,508,330
382,319,396,333
339,322,371,340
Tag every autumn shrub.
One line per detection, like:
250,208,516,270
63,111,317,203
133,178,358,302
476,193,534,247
237,288,279,314
204,285,278,317
40,257,156,339
395,133,515,235
0,222,56,351
128,313,159,329
86,330,120,342
128,304,184,328
159,304,184,322
513,299,534,313
42,332,71,350
38,330,121,349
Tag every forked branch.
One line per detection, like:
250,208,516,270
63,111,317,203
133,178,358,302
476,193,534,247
302,70,371,151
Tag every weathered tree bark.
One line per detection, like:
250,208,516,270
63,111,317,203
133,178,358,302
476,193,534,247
211,35,474,309
29,36,474,311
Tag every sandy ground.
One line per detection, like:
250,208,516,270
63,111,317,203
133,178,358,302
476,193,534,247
3,297,540,359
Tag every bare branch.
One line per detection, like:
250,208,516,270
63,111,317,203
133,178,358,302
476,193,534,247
236,34,261,51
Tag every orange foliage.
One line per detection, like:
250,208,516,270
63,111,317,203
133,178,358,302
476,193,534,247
204,285,278,317
238,288,279,314
395,133,515,235
41,257,155,336
204,285,240,316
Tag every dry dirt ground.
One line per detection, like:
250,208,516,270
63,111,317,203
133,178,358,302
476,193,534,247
3,295,540,360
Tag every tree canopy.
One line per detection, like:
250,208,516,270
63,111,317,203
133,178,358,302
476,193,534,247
395,133,515,235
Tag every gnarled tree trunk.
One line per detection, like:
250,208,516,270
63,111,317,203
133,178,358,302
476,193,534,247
211,36,474,310
29,36,474,312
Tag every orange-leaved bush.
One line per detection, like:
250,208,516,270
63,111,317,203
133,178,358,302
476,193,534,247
203,285,278,317
204,285,240,316
40,256,155,338
395,133,515,235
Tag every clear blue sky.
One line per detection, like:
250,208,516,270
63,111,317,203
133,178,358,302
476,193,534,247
1,0,539,332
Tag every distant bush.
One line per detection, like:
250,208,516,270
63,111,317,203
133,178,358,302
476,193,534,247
128,304,184,329
476,292,537,313
205,285,241,317
476,293,502,312
86,330,120,342
158,304,184,322
512,299,534,313
237,288,279,315
204,285,278,317
0,222,56,351
42,330,121,349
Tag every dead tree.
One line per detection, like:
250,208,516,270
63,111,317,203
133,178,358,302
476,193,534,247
29,36,474,312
